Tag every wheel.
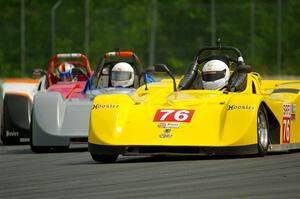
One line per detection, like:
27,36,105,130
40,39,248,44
30,145,69,153
30,145,52,153
1,106,19,145
91,154,118,163
52,146,69,152
257,105,269,156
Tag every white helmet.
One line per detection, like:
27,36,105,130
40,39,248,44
111,62,134,87
201,60,230,90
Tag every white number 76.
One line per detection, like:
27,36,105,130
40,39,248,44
160,110,175,120
159,109,190,121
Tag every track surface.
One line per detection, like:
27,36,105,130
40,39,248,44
0,143,300,199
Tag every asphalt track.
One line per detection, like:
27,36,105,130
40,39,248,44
0,143,300,199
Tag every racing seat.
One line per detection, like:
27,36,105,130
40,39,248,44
178,60,199,90
188,71,203,89
97,76,109,88
228,66,249,92
96,67,110,88
95,62,141,89
134,76,139,88
178,55,230,90
209,55,230,66
197,55,249,92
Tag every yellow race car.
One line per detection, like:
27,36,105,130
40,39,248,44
88,45,300,163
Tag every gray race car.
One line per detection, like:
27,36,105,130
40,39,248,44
31,51,149,152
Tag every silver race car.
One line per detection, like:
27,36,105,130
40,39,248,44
31,51,149,152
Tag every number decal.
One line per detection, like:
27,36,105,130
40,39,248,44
153,109,195,122
282,104,291,143
174,110,190,121
160,110,175,120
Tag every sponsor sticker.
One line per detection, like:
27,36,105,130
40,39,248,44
292,104,296,113
159,129,172,138
227,105,255,111
91,104,119,110
159,133,172,138
153,109,195,122
282,104,291,143
6,131,19,137
157,123,180,128
291,104,296,120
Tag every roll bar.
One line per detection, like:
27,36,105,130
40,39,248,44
48,53,92,86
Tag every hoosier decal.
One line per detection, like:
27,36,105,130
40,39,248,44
227,105,255,111
91,104,119,110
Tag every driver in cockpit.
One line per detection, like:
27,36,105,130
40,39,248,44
110,62,135,88
201,59,230,91
56,62,75,82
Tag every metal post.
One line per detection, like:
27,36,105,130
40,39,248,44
250,0,256,64
20,0,25,75
211,0,216,46
84,0,90,57
51,0,62,56
149,0,157,67
277,0,282,75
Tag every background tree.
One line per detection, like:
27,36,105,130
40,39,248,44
0,0,299,77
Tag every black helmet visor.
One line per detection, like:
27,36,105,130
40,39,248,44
202,69,226,82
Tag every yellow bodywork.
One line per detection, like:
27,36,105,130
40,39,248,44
89,73,300,152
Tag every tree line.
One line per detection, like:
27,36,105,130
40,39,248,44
0,0,299,77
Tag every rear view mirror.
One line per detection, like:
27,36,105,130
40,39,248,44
154,64,177,91
32,69,46,77
154,64,170,73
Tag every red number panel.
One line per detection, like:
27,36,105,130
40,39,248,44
153,109,195,122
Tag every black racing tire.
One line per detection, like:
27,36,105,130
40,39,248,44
30,145,52,153
52,146,69,152
1,105,19,145
257,105,269,156
30,145,69,153
1,113,5,143
91,154,118,163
